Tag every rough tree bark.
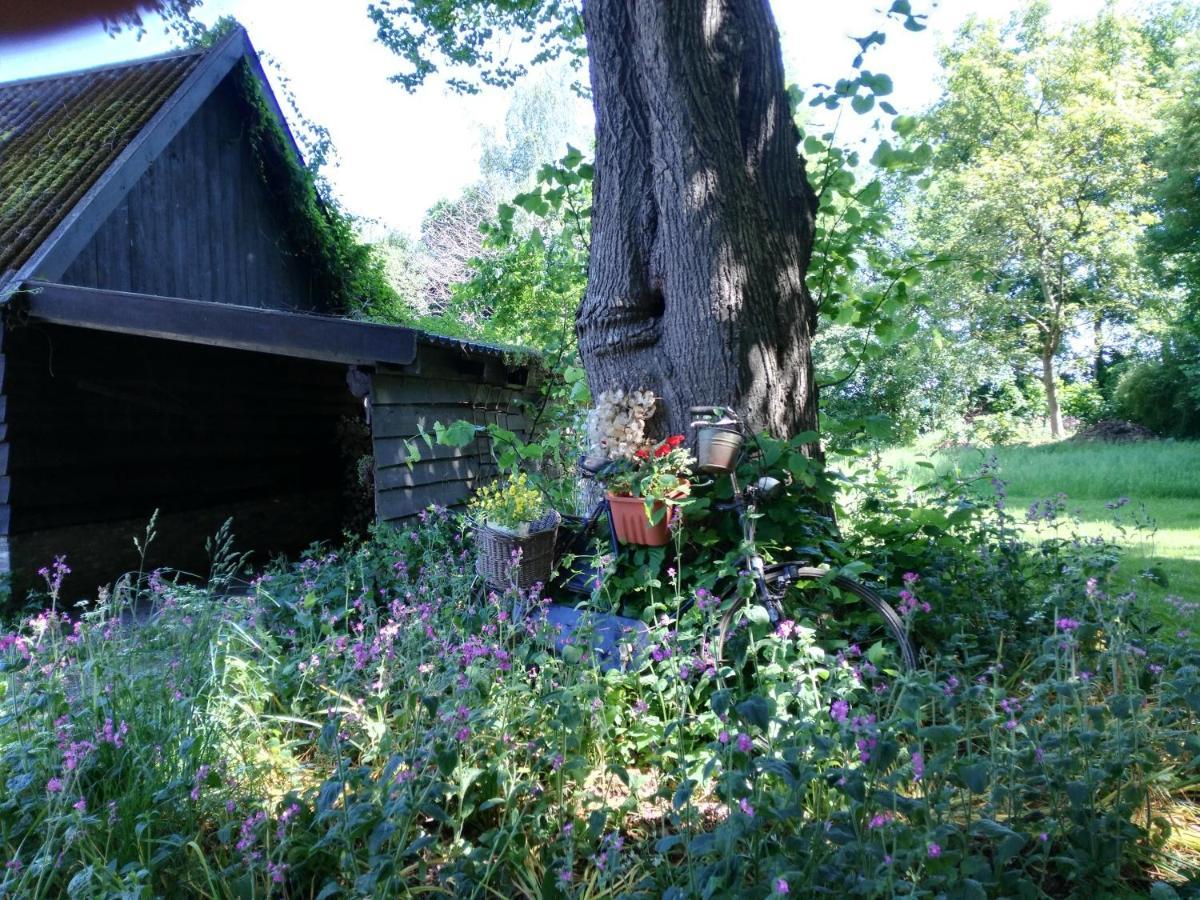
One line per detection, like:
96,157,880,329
1040,339,1063,439
576,0,819,440
1035,267,1064,438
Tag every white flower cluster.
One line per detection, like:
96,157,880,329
586,388,656,461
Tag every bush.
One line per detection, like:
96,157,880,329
1059,381,1108,425
1115,320,1200,438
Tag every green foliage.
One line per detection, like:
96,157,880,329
1144,34,1200,296
447,146,591,353
796,17,959,448
1115,318,1200,437
367,0,584,94
909,4,1165,432
231,61,399,318
1058,381,1109,425
2,457,1198,896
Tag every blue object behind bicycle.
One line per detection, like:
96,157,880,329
543,604,650,672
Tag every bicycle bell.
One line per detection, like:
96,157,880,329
692,410,744,474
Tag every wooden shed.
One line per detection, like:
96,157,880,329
0,28,532,597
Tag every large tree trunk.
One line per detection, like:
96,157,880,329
1040,342,1063,439
576,0,819,440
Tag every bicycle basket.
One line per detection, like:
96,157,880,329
474,510,560,591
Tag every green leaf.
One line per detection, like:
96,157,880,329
710,690,732,719
672,779,696,810
742,604,772,626
851,94,875,114
434,419,480,448
957,762,989,793
561,144,584,168
1066,781,1091,809
918,724,963,746
860,71,893,96
892,115,918,137
736,696,771,732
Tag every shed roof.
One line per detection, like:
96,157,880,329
0,29,533,366
0,48,204,282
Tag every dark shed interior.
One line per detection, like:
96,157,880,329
4,322,367,597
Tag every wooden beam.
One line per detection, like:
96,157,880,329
14,281,418,367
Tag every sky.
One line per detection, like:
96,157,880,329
0,0,1128,237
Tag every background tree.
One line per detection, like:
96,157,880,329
912,3,1161,437
1120,26,1200,437
367,0,927,438
1145,32,1200,298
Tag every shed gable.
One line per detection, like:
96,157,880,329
58,68,328,313
0,50,203,284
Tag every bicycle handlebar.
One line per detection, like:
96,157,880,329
689,404,739,419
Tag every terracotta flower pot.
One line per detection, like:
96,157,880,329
606,492,680,546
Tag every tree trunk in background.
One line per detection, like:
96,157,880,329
576,0,819,440
1041,343,1063,438
1092,314,1105,386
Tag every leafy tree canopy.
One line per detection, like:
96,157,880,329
368,0,585,94
909,2,1164,435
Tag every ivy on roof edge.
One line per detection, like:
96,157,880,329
232,60,398,317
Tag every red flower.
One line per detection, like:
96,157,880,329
666,434,685,448
635,448,649,460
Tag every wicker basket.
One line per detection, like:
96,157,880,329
474,510,561,591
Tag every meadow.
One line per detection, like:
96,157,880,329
879,440,1200,625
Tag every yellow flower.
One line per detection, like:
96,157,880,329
468,473,546,530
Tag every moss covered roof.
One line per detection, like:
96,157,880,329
0,49,204,282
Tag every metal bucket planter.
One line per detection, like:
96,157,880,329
696,426,744,474
474,510,560,590
606,493,679,546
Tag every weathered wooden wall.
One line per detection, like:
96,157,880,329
58,72,324,313
371,344,534,522
2,322,364,598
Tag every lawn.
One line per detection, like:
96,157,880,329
879,440,1200,626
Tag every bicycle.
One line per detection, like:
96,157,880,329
505,405,917,672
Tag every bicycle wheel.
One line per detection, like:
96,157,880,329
717,563,917,672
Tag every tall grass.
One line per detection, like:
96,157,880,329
881,440,1200,500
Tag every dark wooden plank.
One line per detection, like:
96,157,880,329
16,281,418,367
377,479,475,521
372,377,482,407
370,404,482,439
372,435,488,468
375,458,496,491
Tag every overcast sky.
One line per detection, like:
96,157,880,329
0,0,1131,236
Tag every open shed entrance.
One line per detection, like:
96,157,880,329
4,322,370,599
